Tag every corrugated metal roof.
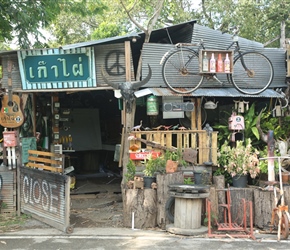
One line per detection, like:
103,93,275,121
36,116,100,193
146,87,284,98
60,20,197,50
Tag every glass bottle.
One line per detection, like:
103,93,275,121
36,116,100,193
217,53,223,72
210,53,216,73
202,51,209,72
224,53,231,73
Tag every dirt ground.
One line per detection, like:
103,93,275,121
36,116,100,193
0,176,124,233
70,192,123,228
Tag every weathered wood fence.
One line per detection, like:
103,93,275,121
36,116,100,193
129,130,218,166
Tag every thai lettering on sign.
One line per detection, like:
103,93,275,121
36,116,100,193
24,54,90,83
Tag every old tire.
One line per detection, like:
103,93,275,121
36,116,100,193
165,197,175,223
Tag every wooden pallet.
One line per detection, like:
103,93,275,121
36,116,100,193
26,150,65,173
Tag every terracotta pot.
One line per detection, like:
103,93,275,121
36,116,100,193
166,160,178,173
282,173,289,184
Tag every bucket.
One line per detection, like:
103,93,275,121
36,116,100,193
194,171,210,185
232,174,248,188
143,176,156,188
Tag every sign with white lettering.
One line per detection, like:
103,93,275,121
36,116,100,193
18,47,96,90
20,167,72,232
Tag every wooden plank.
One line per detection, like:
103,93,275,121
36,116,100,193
199,133,206,164
156,172,183,227
28,156,63,165
28,150,63,158
26,162,63,172
166,133,172,149
129,130,217,166
197,98,202,130
211,132,218,165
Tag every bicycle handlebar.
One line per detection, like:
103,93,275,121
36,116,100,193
222,26,240,36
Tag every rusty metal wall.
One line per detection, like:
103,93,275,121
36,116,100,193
94,43,134,86
20,167,72,232
0,168,16,214
1,54,22,91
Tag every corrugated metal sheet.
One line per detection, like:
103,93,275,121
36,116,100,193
192,24,264,51
1,54,22,90
60,20,197,50
142,25,287,91
94,43,134,86
146,87,284,98
20,167,71,232
0,169,16,214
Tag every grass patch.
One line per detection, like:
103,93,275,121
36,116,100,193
0,213,31,233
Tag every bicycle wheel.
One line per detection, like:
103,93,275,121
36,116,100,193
162,48,204,94
230,51,274,95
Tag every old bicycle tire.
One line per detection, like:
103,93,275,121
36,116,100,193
162,48,204,94
230,51,274,95
165,197,175,223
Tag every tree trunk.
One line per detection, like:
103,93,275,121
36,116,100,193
229,188,254,226
213,175,225,222
280,20,286,49
254,186,290,229
123,189,157,229
156,172,183,228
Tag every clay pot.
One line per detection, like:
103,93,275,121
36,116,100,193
282,173,289,184
166,160,178,173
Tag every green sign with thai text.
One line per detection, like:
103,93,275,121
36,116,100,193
24,54,89,82
18,47,96,90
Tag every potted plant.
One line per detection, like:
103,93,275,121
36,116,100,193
218,139,260,187
142,154,166,188
164,149,187,173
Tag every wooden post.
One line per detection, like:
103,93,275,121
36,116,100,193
156,172,183,228
213,175,225,222
123,189,157,229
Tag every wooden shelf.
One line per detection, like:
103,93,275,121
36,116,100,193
199,49,234,74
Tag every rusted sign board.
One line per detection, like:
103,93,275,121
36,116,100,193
20,167,73,233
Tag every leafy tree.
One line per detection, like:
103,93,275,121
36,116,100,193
198,0,290,47
0,0,62,49
49,0,109,46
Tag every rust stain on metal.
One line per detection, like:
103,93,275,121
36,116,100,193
20,167,71,232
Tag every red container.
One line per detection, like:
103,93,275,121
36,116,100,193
3,131,17,147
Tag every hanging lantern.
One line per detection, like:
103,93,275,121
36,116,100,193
147,95,159,116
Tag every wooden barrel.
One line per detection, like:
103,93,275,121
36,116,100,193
174,197,203,229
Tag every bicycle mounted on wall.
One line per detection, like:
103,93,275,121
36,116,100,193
160,26,274,95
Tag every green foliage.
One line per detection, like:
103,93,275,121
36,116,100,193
0,0,62,48
164,149,187,166
0,213,31,232
143,154,166,176
125,159,136,181
258,146,280,174
198,0,290,47
243,103,260,145
218,139,260,179
260,110,290,141
1,202,7,209
204,211,218,227
184,177,194,184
